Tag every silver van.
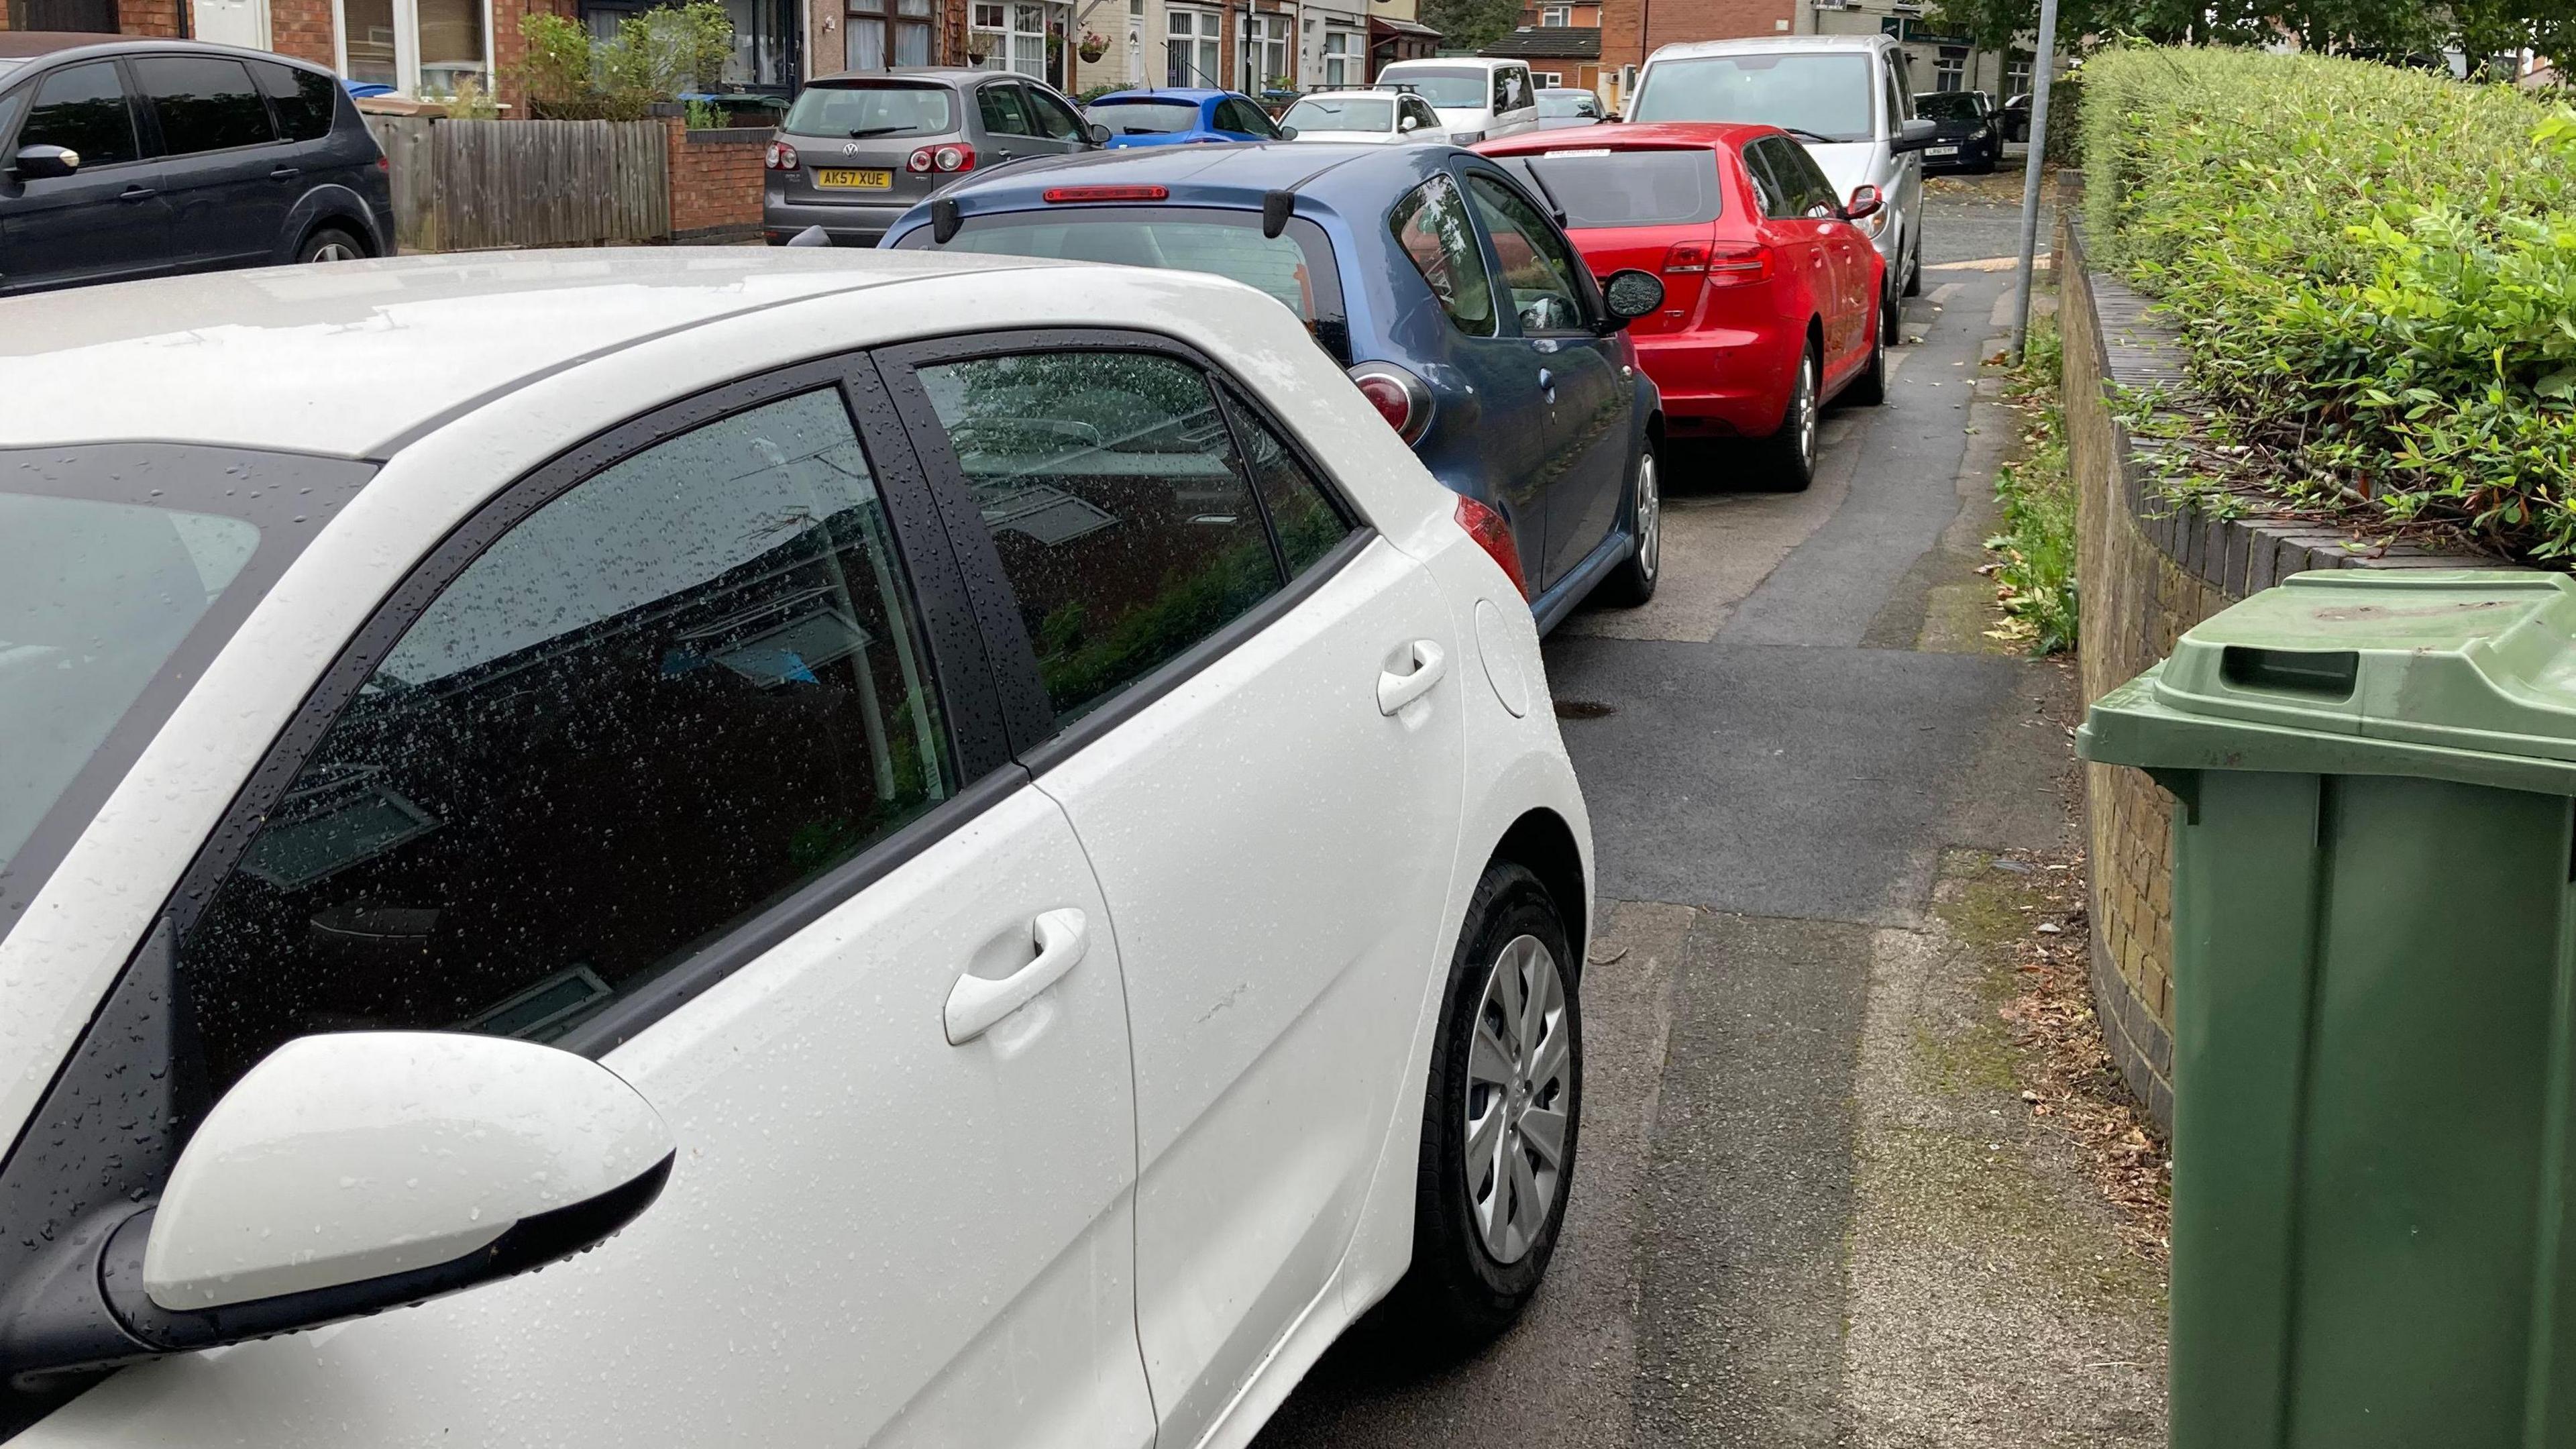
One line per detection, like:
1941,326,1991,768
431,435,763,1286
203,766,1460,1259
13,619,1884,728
1374,57,1540,145
1626,34,1937,338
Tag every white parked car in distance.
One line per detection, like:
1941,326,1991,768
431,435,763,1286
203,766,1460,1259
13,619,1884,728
0,250,1594,1448
1625,33,1940,338
1279,88,1449,144
1375,56,1540,144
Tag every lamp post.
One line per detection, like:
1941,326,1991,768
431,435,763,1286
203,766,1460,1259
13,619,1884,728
2006,0,2059,361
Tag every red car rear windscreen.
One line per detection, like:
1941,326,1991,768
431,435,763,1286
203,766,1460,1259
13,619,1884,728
1492,150,1723,229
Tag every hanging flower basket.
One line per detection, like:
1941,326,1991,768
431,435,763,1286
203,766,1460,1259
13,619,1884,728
964,30,998,59
1077,32,1108,62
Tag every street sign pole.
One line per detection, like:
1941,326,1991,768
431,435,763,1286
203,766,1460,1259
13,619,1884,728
2008,0,2061,361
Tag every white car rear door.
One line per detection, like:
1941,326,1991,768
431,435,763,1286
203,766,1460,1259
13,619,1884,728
874,333,1469,1447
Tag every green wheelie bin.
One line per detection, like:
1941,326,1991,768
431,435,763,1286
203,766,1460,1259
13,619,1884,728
2078,569,2576,1448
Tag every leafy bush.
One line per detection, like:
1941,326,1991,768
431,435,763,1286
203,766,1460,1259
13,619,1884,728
519,1,733,121
2082,46,2576,557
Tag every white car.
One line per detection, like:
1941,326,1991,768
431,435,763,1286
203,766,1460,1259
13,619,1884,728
1279,88,1448,144
1375,56,1540,144
1626,34,1940,338
0,250,1593,1446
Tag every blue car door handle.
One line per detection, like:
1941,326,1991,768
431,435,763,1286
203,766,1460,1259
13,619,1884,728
1537,367,1554,402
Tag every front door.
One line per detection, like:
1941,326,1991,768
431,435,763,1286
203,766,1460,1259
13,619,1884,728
1462,168,1627,590
0,60,171,294
875,337,1468,1448
38,371,1157,1447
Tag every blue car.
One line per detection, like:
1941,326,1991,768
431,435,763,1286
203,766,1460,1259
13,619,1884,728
1083,87,1289,148
879,143,1666,628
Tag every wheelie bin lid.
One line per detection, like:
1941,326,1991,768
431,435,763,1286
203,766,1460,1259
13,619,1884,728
2077,570,2576,795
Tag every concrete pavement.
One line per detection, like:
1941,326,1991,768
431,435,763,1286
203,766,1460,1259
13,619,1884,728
1253,181,2167,1448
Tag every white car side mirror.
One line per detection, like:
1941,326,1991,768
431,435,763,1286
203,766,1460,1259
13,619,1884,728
0,1032,672,1377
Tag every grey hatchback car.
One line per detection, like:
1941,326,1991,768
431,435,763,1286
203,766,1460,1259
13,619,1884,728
762,68,1107,246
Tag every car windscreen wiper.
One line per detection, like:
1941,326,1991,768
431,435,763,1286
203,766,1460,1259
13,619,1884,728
1776,126,1845,145
847,125,918,138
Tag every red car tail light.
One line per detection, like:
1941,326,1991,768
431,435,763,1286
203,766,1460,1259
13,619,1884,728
765,140,800,171
933,143,975,172
1704,244,1774,288
1042,184,1171,203
1662,240,1710,274
1346,362,1433,445
1454,494,1529,600
905,146,935,173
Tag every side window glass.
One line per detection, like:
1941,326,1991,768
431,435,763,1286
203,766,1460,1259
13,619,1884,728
978,82,1032,136
250,58,337,143
1744,140,1793,219
1226,393,1355,575
1390,174,1495,337
1464,172,1586,335
1788,144,1838,215
1239,101,1281,138
20,62,138,167
179,389,955,1097
0,89,25,145
915,350,1284,729
133,54,276,156
1026,85,1086,141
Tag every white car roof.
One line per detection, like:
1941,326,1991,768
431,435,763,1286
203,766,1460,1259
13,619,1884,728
1299,89,1403,101
1646,34,1890,60
0,248,1077,458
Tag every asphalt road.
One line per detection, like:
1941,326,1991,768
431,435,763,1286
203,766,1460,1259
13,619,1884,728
1248,178,2164,1448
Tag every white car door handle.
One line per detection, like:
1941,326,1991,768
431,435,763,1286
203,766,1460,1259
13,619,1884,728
946,908,1088,1044
1377,639,1448,716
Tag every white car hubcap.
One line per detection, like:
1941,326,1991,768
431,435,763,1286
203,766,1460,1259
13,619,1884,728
1464,933,1570,1265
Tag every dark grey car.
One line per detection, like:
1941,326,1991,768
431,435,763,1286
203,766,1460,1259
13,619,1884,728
0,33,394,297
762,68,1107,246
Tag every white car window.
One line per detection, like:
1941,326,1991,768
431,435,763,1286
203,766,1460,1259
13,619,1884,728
178,388,955,1094
914,349,1287,728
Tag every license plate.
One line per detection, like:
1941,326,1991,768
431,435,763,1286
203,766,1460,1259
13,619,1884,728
1927,146,1960,156
814,168,892,189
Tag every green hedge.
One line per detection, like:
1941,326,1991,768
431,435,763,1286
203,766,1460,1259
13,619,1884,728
2082,47,2576,557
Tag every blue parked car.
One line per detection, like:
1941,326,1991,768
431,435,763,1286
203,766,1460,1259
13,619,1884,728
879,142,1668,627
1083,87,1289,148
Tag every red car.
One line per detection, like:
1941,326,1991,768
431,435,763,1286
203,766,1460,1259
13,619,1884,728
1477,123,1887,488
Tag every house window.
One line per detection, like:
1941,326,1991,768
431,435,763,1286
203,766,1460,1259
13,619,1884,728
337,0,494,97
1241,11,1289,93
1539,4,1569,23
1935,47,1966,92
1167,7,1221,87
1322,28,1356,87
2004,54,2031,97
1533,69,1560,86
847,0,932,69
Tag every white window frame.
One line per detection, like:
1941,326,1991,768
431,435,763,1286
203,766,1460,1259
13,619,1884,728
1533,69,1560,87
1538,4,1569,24
1166,6,1222,87
1934,47,1965,93
1320,26,1356,88
330,0,492,98
1240,10,1289,93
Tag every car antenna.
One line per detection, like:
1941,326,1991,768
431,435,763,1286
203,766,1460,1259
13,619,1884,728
1262,189,1295,239
932,197,962,244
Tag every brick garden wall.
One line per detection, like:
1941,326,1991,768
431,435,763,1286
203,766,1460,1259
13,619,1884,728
666,119,765,241
2062,213,2505,1134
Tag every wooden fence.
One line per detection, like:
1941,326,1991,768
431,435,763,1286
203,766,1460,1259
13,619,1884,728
363,117,672,254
